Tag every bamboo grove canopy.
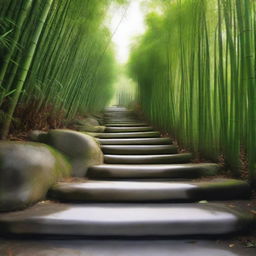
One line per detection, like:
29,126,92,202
128,0,256,184
0,0,126,138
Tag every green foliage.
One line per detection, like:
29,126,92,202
129,0,256,183
0,0,123,137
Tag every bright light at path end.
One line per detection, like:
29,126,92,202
108,0,146,64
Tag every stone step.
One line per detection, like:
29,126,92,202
1,239,255,256
105,107,128,112
104,113,134,117
48,179,250,202
89,131,161,139
105,127,153,133
98,137,172,145
105,123,149,127
104,114,136,117
0,202,253,237
105,113,133,116
104,120,141,124
101,145,178,155
104,116,138,119
87,163,220,179
104,153,192,164
104,112,134,116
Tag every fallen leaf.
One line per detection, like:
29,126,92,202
199,200,208,204
250,210,256,215
244,242,256,248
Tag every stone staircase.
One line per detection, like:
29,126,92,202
0,107,254,238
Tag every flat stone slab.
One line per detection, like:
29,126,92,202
98,137,172,145
101,145,178,155
104,116,140,120
87,163,220,179
104,153,192,164
105,127,153,133
106,123,149,127
104,113,134,117
104,112,134,116
104,121,146,125
89,131,160,139
1,239,256,256
104,116,137,119
105,107,129,112
104,119,140,123
104,114,135,117
0,202,253,236
48,179,250,202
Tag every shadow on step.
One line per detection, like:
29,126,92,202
0,237,256,256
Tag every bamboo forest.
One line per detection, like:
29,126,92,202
0,0,256,255
129,0,256,184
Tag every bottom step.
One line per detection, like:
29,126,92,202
1,239,255,256
0,202,253,237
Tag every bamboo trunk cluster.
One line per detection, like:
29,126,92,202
0,0,120,138
129,0,256,184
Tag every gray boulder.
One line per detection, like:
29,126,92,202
28,130,47,142
75,123,105,133
72,118,105,132
0,141,71,212
38,129,104,177
83,117,100,126
89,114,105,125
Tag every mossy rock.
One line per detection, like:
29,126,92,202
74,124,105,133
0,141,71,212
39,129,104,177
28,130,47,142
71,118,105,132
89,114,105,125
73,117,99,127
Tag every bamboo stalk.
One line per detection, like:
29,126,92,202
129,0,256,182
1,0,54,139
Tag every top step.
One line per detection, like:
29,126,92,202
105,107,128,112
104,114,135,117
105,123,149,127
104,119,139,123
